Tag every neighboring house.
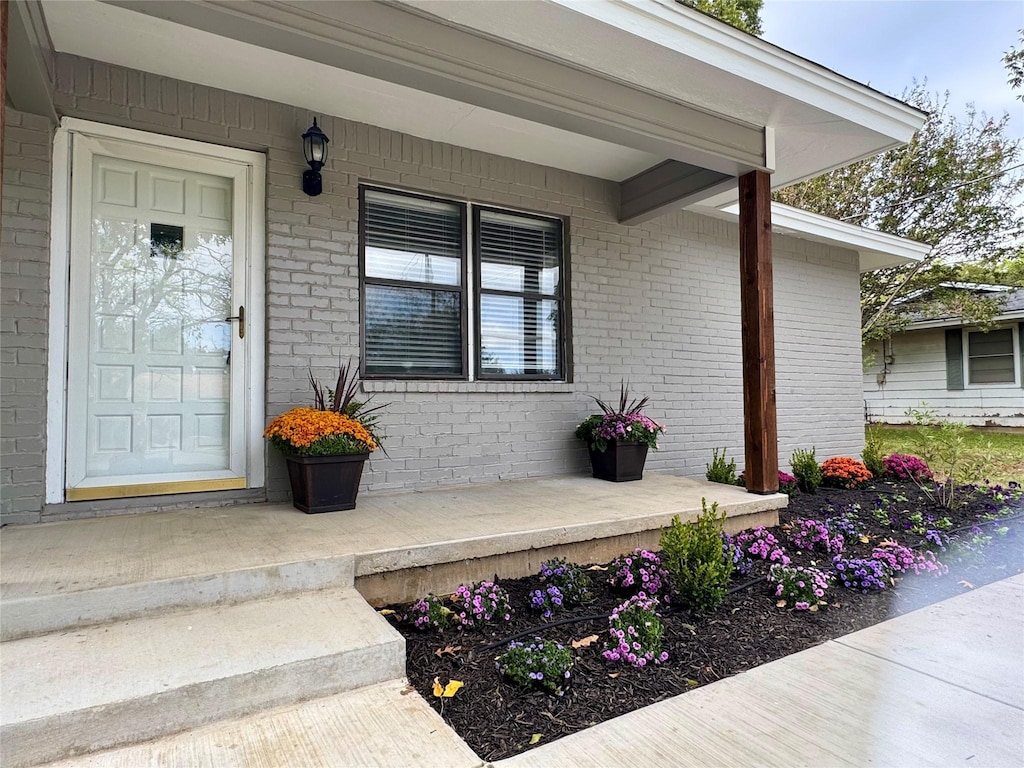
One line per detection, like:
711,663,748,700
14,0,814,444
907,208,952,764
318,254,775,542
1,0,930,524
864,287,1024,427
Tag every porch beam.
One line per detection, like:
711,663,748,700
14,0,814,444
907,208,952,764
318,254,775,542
1,0,8,216
4,0,57,122
738,170,779,494
618,161,735,226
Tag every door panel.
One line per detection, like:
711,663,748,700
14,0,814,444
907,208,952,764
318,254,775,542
66,136,250,496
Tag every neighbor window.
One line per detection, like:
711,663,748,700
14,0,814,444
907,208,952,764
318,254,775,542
360,186,567,380
966,328,1016,385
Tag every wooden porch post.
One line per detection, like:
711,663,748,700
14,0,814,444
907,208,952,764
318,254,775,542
738,170,778,493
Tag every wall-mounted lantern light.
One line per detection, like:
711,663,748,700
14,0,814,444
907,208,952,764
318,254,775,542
301,118,330,196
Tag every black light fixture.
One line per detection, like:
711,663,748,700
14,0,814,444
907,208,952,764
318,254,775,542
301,118,330,196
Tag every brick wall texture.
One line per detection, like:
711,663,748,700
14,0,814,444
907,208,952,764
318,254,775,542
1,110,54,522
0,53,865,522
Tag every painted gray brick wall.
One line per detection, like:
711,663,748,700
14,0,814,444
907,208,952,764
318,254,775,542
8,53,864,520
1,110,54,523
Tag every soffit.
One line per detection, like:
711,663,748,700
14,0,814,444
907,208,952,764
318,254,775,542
42,0,925,204
42,0,663,180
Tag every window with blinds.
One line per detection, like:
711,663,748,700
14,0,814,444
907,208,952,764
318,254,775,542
475,208,564,378
966,328,1016,385
361,188,466,377
359,186,568,381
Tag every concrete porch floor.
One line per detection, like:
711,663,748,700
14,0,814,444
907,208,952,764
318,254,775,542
1,473,784,637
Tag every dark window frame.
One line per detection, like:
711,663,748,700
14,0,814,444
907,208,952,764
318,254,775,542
964,327,1019,387
358,185,469,380
359,185,572,382
472,205,569,381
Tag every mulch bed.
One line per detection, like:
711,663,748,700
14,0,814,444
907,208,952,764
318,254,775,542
383,480,1024,762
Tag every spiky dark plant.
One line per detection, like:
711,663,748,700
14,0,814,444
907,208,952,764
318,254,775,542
308,360,389,455
591,380,649,416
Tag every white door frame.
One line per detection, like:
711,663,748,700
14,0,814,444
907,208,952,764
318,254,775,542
46,118,266,503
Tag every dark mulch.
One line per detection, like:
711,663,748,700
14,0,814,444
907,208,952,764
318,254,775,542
384,480,1024,762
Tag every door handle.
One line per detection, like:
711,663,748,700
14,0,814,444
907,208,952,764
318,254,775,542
226,305,245,339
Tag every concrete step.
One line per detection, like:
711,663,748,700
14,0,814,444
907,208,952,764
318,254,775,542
1,555,356,641
38,679,484,768
1,587,404,768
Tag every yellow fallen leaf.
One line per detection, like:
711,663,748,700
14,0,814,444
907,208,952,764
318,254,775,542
685,678,700,687
377,608,397,616
529,734,543,745
586,565,608,571
432,677,443,697
859,535,870,544
442,680,464,698
608,672,620,678
572,634,600,649
776,599,788,608
808,604,819,613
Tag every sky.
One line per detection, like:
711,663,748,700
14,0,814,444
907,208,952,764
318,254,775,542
760,0,1024,140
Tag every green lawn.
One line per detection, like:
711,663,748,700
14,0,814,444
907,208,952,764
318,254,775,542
866,425,1024,486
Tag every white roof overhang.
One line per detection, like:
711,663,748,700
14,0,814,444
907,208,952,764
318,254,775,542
709,201,931,273
906,311,1024,331
41,0,926,219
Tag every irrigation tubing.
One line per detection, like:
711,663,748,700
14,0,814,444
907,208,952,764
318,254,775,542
477,510,1024,652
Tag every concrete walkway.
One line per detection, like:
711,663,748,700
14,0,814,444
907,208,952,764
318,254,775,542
497,573,1024,768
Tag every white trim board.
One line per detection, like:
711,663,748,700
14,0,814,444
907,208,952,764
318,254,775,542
907,312,1024,331
45,118,267,504
705,201,930,272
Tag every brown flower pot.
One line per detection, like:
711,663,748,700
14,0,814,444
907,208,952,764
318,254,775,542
588,441,648,482
285,453,369,513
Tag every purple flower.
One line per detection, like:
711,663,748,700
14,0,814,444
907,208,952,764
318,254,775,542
453,581,512,628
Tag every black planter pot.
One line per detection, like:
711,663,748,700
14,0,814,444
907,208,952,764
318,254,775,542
588,441,649,482
285,453,369,513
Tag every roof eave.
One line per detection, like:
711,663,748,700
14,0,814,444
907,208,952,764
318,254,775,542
709,201,930,272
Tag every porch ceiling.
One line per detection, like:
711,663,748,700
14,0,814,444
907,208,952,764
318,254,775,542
40,0,926,215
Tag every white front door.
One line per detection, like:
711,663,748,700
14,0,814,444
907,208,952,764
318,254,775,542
64,132,259,500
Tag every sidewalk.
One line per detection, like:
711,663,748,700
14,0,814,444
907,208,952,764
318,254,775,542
495,573,1024,768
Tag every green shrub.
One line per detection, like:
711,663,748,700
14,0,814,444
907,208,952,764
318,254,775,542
496,637,573,695
861,430,886,479
906,406,991,509
791,448,823,494
706,448,737,485
658,498,734,612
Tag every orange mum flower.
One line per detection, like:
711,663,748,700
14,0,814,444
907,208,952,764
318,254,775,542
820,457,873,489
264,407,378,453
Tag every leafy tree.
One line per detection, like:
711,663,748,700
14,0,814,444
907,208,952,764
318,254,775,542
1005,29,1024,101
775,84,1024,342
682,0,763,35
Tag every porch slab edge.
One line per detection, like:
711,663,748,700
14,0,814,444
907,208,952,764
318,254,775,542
354,502,781,606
